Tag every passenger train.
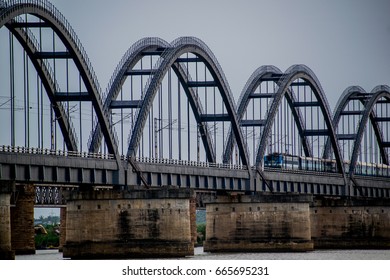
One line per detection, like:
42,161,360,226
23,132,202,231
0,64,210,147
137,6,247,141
263,152,390,177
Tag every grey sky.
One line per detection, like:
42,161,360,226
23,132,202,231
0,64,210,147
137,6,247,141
48,0,390,109
34,208,59,219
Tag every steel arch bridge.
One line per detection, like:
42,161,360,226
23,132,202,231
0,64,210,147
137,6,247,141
1,0,390,204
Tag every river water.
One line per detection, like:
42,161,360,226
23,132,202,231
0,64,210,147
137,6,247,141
15,247,390,260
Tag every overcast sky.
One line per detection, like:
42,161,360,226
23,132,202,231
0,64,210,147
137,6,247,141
47,0,390,110
34,0,390,217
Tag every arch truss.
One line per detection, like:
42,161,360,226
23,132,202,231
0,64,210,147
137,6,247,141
0,0,120,163
99,36,250,167
227,64,345,179
329,85,390,185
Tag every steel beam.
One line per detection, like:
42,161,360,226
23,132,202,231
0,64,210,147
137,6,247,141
8,21,51,28
240,119,266,127
374,117,390,122
249,93,274,98
176,57,203,63
337,134,356,140
54,92,91,102
293,101,320,107
349,94,371,101
200,114,231,122
35,51,72,59
290,81,310,86
340,110,364,115
382,142,390,147
124,69,155,75
260,73,283,81
141,50,165,56
303,129,329,137
377,99,390,104
110,100,143,109
187,81,217,87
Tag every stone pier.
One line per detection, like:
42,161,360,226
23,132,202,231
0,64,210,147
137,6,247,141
11,184,35,255
0,182,14,260
311,196,390,249
58,207,66,252
63,187,196,259
204,193,313,252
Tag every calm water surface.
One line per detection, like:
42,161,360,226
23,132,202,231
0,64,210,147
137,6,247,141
15,247,390,260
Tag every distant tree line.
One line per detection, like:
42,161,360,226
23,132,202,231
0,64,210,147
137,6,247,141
34,215,60,225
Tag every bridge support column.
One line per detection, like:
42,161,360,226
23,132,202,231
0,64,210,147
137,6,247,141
11,184,35,255
311,197,390,249
204,193,313,252
0,182,15,260
58,207,67,252
63,187,195,259
190,196,197,246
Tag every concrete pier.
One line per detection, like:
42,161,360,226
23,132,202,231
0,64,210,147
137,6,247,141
204,193,313,252
311,196,390,249
63,187,196,259
0,182,14,260
11,184,35,255
58,207,67,252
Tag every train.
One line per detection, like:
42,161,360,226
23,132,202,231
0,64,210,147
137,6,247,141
352,161,390,177
263,152,390,177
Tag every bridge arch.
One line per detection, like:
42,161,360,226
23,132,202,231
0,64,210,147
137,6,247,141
0,0,120,163
91,37,217,162
349,85,390,179
0,2,78,151
253,65,345,177
332,86,368,128
89,37,170,154
127,37,250,166
223,65,314,165
326,86,389,166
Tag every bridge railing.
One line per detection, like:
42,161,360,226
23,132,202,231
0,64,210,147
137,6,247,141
0,144,244,169
129,156,246,170
0,144,247,169
0,145,115,160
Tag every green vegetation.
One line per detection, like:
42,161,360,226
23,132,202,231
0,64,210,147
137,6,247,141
196,210,206,245
34,214,60,249
34,224,60,249
196,223,206,245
